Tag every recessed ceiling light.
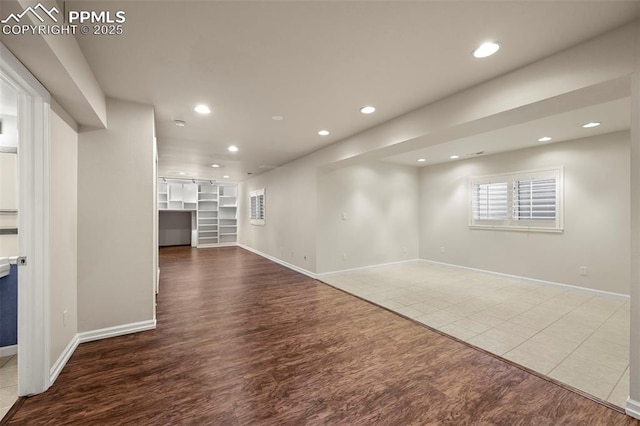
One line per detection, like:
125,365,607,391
228,145,239,152
211,164,220,168
473,41,501,58
194,104,211,114
360,106,376,114
582,122,601,128
223,175,229,179
538,136,552,142
318,130,330,136
418,158,426,162
178,172,187,176
450,155,460,159
174,120,186,127
272,115,284,121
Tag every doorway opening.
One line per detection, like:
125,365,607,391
0,75,19,417
0,43,51,407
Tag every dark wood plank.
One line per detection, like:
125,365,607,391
5,246,638,425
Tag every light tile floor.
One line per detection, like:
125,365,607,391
321,262,629,408
0,355,17,420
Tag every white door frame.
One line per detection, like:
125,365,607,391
0,43,51,396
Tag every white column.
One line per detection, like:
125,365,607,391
627,21,640,419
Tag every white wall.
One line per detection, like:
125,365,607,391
49,107,78,365
317,161,419,273
77,98,156,332
0,115,18,148
239,156,318,272
419,131,630,295
0,152,18,257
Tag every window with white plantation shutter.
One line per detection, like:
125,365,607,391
513,178,556,220
249,189,265,226
473,182,508,220
469,168,563,232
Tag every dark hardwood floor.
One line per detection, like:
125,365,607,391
5,246,638,424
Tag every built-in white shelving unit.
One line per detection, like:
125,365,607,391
197,182,220,246
217,184,238,245
158,181,198,211
158,179,237,247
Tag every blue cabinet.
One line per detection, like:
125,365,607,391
0,264,17,347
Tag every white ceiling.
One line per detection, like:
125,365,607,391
72,1,640,181
385,98,631,166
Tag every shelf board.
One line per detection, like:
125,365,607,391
219,205,237,208
219,233,238,236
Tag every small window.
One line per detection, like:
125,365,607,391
513,178,557,220
249,189,265,226
469,168,563,232
472,181,508,220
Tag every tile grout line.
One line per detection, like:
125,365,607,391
606,364,630,401
546,301,625,382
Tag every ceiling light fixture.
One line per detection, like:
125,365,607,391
450,155,460,160
178,172,187,176
272,115,284,121
223,175,229,179
174,120,186,127
228,145,239,152
418,158,426,162
194,104,211,114
538,136,552,142
360,106,376,114
318,130,330,136
473,41,501,58
211,164,220,168
582,122,601,128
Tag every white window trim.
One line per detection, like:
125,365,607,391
249,188,265,226
469,167,564,233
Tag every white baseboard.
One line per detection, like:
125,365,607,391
421,259,630,301
48,320,156,387
78,319,157,344
49,334,79,385
627,398,640,419
316,259,422,278
197,242,238,248
238,244,317,279
0,345,17,357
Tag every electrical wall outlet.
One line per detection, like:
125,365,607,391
579,266,588,276
342,253,347,261
440,246,445,254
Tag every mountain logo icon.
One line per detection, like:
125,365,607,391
1,3,59,24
